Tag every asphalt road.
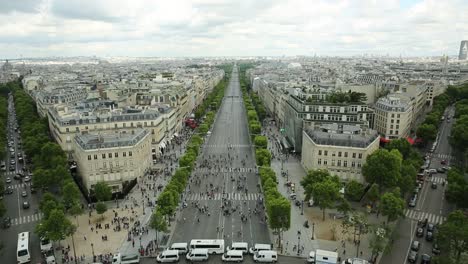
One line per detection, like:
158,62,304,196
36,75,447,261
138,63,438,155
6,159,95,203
169,66,271,249
381,105,455,264
141,255,307,264
1,93,44,263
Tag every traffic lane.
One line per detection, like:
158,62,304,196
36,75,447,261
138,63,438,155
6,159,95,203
140,255,306,264
0,220,43,264
380,218,415,264
420,177,445,216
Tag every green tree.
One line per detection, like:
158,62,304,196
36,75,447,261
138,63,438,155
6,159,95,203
250,123,261,135
254,135,268,149
95,202,107,220
344,180,365,202
0,202,6,218
385,138,412,159
445,169,468,208
368,225,388,262
94,182,112,202
255,148,272,167
417,123,437,143
366,183,380,208
380,191,405,223
301,169,334,199
436,210,468,264
247,110,258,122
157,190,177,217
398,163,417,196
312,177,341,220
40,192,64,218
198,123,209,134
62,181,81,208
149,210,168,252
36,208,74,242
450,115,468,152
362,149,402,192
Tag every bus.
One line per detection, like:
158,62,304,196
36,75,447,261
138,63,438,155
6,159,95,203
189,239,225,254
17,232,31,263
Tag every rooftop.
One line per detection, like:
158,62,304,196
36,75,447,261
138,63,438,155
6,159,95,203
75,128,149,150
304,124,379,148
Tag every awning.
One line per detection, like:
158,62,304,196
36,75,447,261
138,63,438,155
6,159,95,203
380,137,390,143
406,137,415,145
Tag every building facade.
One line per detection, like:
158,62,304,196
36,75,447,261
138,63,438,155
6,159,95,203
459,40,468,60
74,129,152,194
301,124,380,182
374,95,413,139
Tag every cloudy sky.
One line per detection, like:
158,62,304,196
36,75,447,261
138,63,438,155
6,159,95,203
0,0,466,58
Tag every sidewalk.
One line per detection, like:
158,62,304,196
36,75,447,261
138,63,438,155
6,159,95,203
53,129,194,263
263,120,383,263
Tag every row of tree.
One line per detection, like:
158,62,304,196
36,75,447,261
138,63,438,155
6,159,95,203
416,93,451,143
0,84,9,224
239,64,291,236
4,81,85,246
150,66,232,247
450,83,468,168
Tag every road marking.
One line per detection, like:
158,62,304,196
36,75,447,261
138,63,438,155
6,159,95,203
404,209,446,224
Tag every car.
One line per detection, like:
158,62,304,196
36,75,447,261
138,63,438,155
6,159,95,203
441,160,447,165
9,166,15,171
411,241,420,251
24,176,31,182
432,244,440,255
431,182,437,189
426,231,433,242
436,168,445,173
30,187,36,194
5,177,11,183
409,198,417,207
407,250,418,263
40,237,53,252
10,160,15,165
420,254,431,264
21,191,27,197
22,201,30,209
442,166,449,172
2,217,11,229
427,223,435,233
295,200,301,206
5,186,13,194
416,228,424,237
14,174,21,180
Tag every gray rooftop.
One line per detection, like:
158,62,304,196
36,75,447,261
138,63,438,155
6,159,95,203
304,124,379,148
75,129,149,150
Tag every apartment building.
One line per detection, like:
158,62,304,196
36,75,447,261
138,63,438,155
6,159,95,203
36,87,89,117
301,124,380,182
284,92,374,152
374,95,413,139
47,100,173,158
74,128,152,194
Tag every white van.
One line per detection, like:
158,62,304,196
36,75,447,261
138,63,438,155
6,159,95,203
186,248,209,261
156,249,179,263
221,250,244,262
307,251,315,263
169,242,188,254
253,250,278,263
227,242,248,254
249,243,272,254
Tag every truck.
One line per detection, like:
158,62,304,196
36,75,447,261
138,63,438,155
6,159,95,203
112,253,140,264
185,118,198,129
307,249,338,264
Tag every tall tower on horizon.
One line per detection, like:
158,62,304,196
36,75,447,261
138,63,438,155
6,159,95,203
459,40,468,60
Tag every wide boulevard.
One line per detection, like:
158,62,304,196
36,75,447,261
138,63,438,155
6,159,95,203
169,66,271,248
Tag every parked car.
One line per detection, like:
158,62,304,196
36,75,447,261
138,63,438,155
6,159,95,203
411,241,420,251
416,228,424,237
5,177,11,183
431,182,437,189
432,244,440,255
407,250,418,263
427,223,435,233
426,231,434,242
22,201,30,209
420,254,431,264
2,217,11,229
24,176,31,182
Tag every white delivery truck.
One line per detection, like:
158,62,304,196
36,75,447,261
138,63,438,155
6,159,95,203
112,253,140,264
307,249,339,264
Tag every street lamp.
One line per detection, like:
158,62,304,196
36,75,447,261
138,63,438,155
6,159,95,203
91,243,95,258
301,200,304,215
311,222,315,240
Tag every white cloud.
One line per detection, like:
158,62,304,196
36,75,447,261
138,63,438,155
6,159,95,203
0,0,466,58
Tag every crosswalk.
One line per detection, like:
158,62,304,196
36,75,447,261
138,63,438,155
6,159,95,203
430,176,445,184
404,209,446,225
195,167,258,173
7,182,31,189
10,213,44,226
434,153,454,161
204,144,251,148
186,192,261,201
3,169,22,176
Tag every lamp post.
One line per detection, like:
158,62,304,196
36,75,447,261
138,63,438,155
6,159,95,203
311,222,315,240
91,243,95,258
301,200,304,215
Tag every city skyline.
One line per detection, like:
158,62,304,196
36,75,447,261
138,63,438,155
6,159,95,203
0,0,467,58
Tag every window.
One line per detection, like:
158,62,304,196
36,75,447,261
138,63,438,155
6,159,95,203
344,152,348,158
324,150,328,156
357,163,362,168
123,152,127,157
123,123,126,128
338,152,342,157
337,160,341,166
390,125,393,129
102,154,106,159
324,160,328,165
390,130,393,134
391,114,394,118
103,162,107,168
75,127,79,132
129,151,132,157
397,114,400,118
352,153,356,158
397,120,400,124
332,152,336,157
318,150,322,155
66,128,69,132
344,161,348,167
108,153,112,158
94,154,98,160
109,162,113,168
115,124,118,128
115,152,118,158
318,159,322,165
395,130,399,135
396,125,399,129
358,153,362,159
331,159,335,166
115,161,119,167
88,155,91,160
351,161,356,167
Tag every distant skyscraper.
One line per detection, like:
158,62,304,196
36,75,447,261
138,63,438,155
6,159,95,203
459,40,468,60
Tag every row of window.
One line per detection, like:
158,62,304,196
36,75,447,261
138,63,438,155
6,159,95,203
317,150,362,159
64,120,165,132
94,160,133,169
317,159,362,168
88,151,132,160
